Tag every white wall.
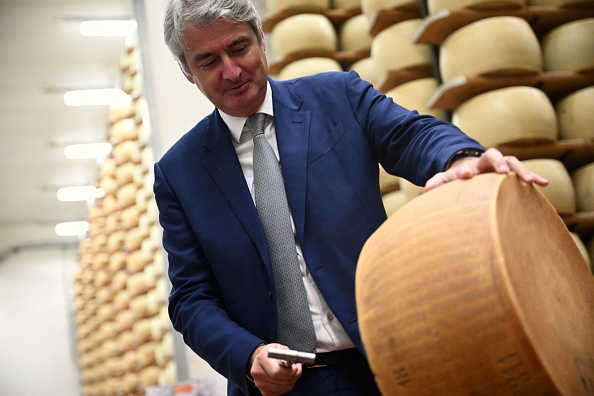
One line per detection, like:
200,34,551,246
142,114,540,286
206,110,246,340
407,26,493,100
0,247,81,396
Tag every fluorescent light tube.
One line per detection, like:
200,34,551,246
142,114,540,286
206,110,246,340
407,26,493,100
57,186,102,202
64,142,112,159
64,88,131,106
80,20,137,37
55,221,90,237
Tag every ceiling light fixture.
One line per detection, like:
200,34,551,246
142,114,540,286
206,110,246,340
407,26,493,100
80,19,137,37
64,88,131,106
55,221,90,237
57,186,104,202
64,142,112,159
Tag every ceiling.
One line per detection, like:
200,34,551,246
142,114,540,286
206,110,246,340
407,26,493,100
0,0,133,260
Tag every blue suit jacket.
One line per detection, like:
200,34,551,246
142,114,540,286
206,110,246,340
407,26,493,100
153,71,483,395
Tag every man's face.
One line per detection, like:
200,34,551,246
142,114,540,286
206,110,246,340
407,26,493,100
181,19,269,117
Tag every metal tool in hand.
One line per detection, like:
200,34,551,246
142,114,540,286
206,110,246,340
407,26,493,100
268,347,316,368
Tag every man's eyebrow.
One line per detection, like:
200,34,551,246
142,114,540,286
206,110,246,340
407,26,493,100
192,35,252,63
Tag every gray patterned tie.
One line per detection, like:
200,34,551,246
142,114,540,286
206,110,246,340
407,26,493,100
246,113,316,352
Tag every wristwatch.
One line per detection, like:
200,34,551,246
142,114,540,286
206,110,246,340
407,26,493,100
446,149,484,169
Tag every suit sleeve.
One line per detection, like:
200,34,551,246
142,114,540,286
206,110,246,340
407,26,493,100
343,71,485,186
153,162,262,395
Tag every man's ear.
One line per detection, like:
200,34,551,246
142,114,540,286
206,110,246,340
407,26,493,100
180,65,195,84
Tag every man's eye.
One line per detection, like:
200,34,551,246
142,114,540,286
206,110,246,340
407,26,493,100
233,45,248,54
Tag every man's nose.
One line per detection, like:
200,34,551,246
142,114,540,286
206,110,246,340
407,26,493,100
221,55,241,81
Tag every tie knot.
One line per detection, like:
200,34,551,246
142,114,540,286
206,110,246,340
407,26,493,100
246,113,267,138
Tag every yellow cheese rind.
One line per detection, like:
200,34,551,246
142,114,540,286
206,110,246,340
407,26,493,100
542,18,594,73
440,16,542,83
452,86,557,147
556,86,594,140
522,159,576,215
371,19,431,76
277,57,342,79
571,162,594,212
271,14,337,58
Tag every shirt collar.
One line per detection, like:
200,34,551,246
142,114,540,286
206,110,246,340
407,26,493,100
219,81,274,144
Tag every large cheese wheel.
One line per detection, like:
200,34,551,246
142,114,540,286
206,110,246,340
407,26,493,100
339,14,372,52
556,85,594,140
277,57,342,80
385,78,446,119
266,0,329,14
428,0,525,15
522,159,576,215
271,14,337,58
571,162,594,212
362,0,419,21
348,57,380,87
356,173,594,395
452,86,558,147
570,232,592,270
542,18,594,73
371,19,431,77
440,17,542,83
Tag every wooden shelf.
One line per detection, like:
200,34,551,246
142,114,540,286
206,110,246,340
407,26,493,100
377,64,435,92
368,6,423,36
496,139,594,172
413,5,594,45
263,7,361,32
428,72,594,110
269,50,370,75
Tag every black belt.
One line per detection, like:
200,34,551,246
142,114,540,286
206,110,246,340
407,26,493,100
305,348,366,368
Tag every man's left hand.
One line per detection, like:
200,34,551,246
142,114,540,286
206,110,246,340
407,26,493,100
424,147,549,192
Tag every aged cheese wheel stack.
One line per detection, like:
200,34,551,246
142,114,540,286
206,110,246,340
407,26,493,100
73,39,176,396
267,2,375,82
357,173,594,395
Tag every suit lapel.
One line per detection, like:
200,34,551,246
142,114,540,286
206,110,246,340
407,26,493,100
269,79,310,246
200,112,272,270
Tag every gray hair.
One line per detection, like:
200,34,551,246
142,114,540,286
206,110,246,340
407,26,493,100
164,0,263,75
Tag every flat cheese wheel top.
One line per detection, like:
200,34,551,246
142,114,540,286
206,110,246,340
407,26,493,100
571,162,594,212
271,14,337,58
542,18,594,73
339,14,372,52
428,0,525,14
357,173,594,395
556,85,594,140
386,78,446,119
277,57,342,80
440,16,542,83
452,86,557,147
371,19,431,76
522,158,576,215
266,0,330,14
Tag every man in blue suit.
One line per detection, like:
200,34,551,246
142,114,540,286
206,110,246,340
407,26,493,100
154,1,548,395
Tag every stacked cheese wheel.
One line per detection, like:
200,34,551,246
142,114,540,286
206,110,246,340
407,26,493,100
74,40,177,396
269,3,375,82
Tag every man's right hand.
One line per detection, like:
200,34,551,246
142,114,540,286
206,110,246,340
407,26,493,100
249,343,303,396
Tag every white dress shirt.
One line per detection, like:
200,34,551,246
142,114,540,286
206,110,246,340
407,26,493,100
219,82,355,353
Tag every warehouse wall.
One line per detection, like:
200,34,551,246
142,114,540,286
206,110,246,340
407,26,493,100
0,247,81,396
